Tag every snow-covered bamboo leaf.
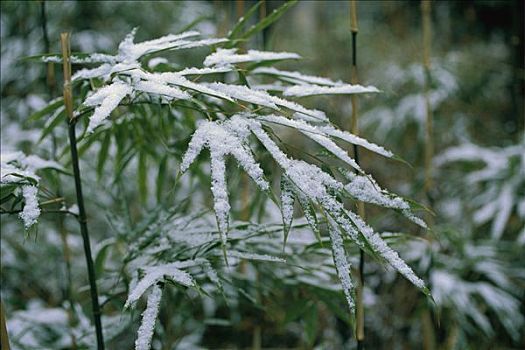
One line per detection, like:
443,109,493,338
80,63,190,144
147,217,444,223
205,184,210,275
283,83,379,97
204,48,300,67
135,284,162,350
180,120,269,246
345,210,429,295
251,67,342,86
207,83,326,120
280,176,295,247
125,265,195,309
229,250,286,263
258,114,393,159
327,220,355,313
342,170,427,228
84,81,132,133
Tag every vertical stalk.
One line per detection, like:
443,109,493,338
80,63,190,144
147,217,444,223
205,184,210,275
421,3,436,350
422,0,433,211
40,1,56,94
259,0,268,49
349,1,365,348
1,300,10,350
60,32,105,350
41,5,76,348
236,0,244,20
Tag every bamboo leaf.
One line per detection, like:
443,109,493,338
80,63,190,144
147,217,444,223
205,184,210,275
239,0,298,42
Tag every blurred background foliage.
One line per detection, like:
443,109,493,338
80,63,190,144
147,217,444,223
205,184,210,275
1,1,524,349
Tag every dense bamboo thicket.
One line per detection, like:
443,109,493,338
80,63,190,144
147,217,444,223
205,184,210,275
1,1,523,349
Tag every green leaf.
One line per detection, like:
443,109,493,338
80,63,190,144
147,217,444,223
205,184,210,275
39,108,65,142
28,98,64,123
94,239,116,277
239,0,298,42
138,151,148,203
97,132,112,179
156,155,168,202
303,302,318,346
227,1,262,42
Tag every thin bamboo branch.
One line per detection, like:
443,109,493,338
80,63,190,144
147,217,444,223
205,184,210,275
60,32,105,350
349,1,366,348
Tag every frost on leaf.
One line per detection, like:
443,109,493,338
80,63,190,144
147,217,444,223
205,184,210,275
228,250,286,263
328,220,355,312
180,119,269,245
135,284,162,350
343,171,426,228
224,114,428,296
280,176,295,244
84,81,132,133
346,210,427,291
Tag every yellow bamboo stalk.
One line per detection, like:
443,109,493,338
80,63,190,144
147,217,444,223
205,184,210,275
1,300,10,350
236,0,245,20
60,33,74,121
349,1,366,347
422,0,433,206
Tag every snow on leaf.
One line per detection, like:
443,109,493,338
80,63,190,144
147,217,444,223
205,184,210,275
258,114,363,172
342,171,427,228
134,80,191,101
72,63,112,81
346,210,427,291
206,82,278,109
204,48,300,67
117,29,201,62
84,81,132,133
157,72,233,101
135,285,162,350
125,265,195,309
19,185,40,228
175,66,232,76
280,176,295,245
328,219,355,312
283,83,380,97
319,124,394,158
491,184,514,239
251,67,342,86
147,57,168,69
207,83,327,121
180,119,269,245
258,114,392,159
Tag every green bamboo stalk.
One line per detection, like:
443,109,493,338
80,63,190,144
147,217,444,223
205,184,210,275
349,1,366,348
60,32,105,350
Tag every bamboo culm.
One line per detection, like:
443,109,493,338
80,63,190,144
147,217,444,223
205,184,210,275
349,1,366,349
61,32,105,350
